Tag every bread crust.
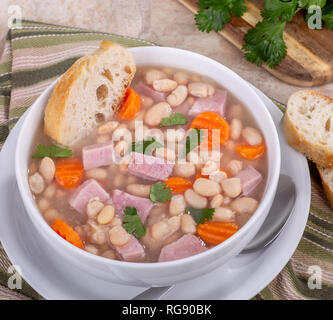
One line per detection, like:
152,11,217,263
283,90,333,168
317,165,333,209
44,41,135,145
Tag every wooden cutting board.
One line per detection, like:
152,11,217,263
178,0,333,87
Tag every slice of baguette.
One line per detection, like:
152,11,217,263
44,41,136,146
283,90,333,168
317,165,333,209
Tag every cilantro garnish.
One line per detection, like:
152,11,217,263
194,0,333,68
160,113,188,127
150,182,172,203
123,206,146,238
132,137,163,155
185,128,205,155
187,207,215,225
32,144,72,159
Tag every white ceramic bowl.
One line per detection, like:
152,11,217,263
15,47,281,286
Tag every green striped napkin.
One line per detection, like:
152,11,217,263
0,20,332,300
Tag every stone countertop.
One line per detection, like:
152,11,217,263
1,0,332,104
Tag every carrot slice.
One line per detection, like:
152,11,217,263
118,88,141,120
164,177,192,193
197,221,238,245
236,144,265,160
190,112,229,149
55,158,83,189
51,218,84,248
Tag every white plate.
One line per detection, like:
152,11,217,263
0,87,310,300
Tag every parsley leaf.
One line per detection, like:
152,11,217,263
123,206,146,238
322,1,333,29
187,207,215,225
185,128,205,155
150,182,172,203
243,20,287,68
298,0,327,9
160,113,188,127
32,144,72,159
195,0,246,32
132,137,163,155
262,0,298,22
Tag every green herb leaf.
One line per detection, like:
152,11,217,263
160,113,188,127
187,207,215,225
32,144,72,159
322,1,333,29
262,0,298,22
243,20,287,68
123,206,146,238
195,0,246,33
150,182,172,203
132,137,163,155
298,0,326,9
185,128,205,155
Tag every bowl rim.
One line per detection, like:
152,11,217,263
15,46,281,269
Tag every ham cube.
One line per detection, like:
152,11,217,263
82,141,114,170
158,234,207,262
112,189,153,223
236,166,263,196
189,89,227,117
128,152,174,181
134,81,167,102
115,236,145,262
69,179,110,214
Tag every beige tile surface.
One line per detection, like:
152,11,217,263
0,0,332,103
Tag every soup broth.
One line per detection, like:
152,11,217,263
28,65,267,263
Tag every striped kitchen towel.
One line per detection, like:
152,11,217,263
0,20,332,300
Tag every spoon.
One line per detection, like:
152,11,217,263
132,174,296,300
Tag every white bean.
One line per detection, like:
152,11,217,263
186,151,202,168
126,184,151,198
184,189,207,209
181,214,196,234
38,198,50,212
85,245,99,255
90,230,107,245
200,150,221,164
44,209,59,224
153,79,178,92
174,162,196,178
29,172,45,195
169,195,186,216
113,174,125,188
167,85,188,107
174,71,189,85
97,205,115,225
168,216,181,233
112,127,132,141
141,95,154,109
201,160,218,175
164,129,185,143
96,135,110,143
230,118,242,140
98,121,119,135
151,221,170,240
209,170,228,183
155,147,176,161
226,160,243,176
86,200,104,218
144,102,172,127
86,168,108,180
242,127,263,146
145,69,167,85
109,225,131,246
210,194,224,208
193,178,221,197
127,175,138,184
102,250,116,260
110,216,122,227
188,82,215,98
213,207,235,222
114,140,130,158
39,157,55,183
43,183,56,199
221,178,242,198
230,197,258,215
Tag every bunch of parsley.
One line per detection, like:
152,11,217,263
195,0,333,68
